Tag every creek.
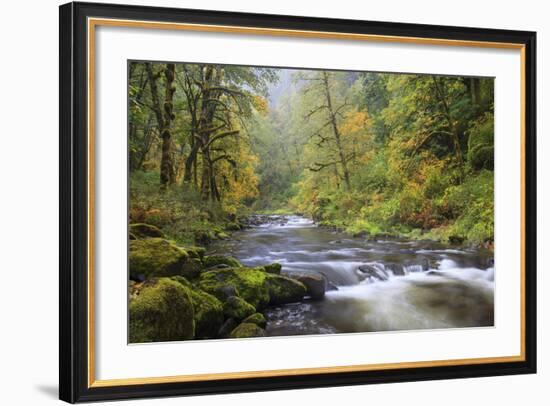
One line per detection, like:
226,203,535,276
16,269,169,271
210,215,494,336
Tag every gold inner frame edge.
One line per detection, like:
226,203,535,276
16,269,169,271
87,17,527,388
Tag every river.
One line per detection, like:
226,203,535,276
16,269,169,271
209,215,494,337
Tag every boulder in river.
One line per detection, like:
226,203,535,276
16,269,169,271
357,263,389,281
265,274,307,305
223,296,256,320
129,278,195,343
198,267,270,309
384,263,405,276
288,272,326,300
129,238,202,281
229,322,266,339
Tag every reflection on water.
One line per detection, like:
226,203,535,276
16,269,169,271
209,215,494,336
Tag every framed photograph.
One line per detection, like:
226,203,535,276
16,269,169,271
59,1,536,403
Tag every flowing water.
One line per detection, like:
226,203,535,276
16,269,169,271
209,215,494,336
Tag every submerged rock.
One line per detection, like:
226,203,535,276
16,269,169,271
384,263,405,276
229,322,266,339
357,263,389,281
223,296,256,320
265,274,307,305
326,281,339,292
198,267,270,309
129,238,202,281
129,278,195,343
129,223,165,239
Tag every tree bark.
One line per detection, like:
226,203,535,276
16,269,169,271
183,137,200,183
146,63,176,188
159,63,176,187
322,72,351,191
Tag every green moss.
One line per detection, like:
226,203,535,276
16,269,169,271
171,276,224,339
129,238,201,280
202,255,243,269
223,296,256,320
225,222,242,231
243,312,266,328
186,246,206,260
262,263,282,274
129,278,195,343
129,223,165,239
198,267,270,309
265,274,306,305
229,322,266,339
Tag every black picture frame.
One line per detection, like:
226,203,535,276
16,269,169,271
59,1,537,403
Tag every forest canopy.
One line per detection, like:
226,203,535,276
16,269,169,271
129,61,494,246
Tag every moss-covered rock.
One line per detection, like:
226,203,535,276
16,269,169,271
171,276,224,339
243,312,267,328
218,318,239,338
129,278,195,343
265,274,307,305
129,238,201,281
198,267,270,309
229,322,266,339
194,230,216,245
202,255,243,269
225,222,242,231
223,296,256,320
186,246,206,260
262,263,282,274
129,223,165,239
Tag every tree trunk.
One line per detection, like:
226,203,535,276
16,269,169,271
200,149,212,200
183,136,200,183
146,63,176,188
159,63,176,187
432,76,464,171
322,72,351,191
197,65,220,200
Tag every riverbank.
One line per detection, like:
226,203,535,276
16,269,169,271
128,221,326,343
129,214,494,342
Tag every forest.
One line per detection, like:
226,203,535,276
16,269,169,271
128,61,495,343
129,61,494,247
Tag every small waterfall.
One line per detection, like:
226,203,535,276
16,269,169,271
403,264,424,274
